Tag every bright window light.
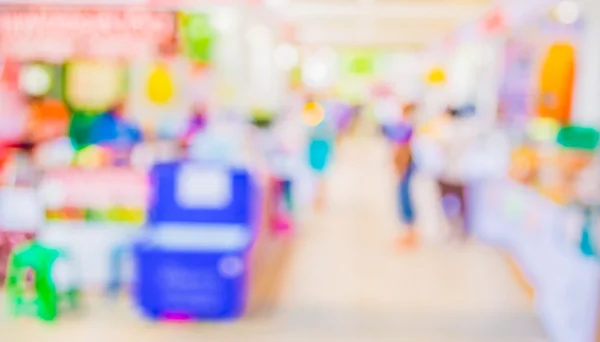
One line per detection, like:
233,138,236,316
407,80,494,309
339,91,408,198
554,0,580,25
19,64,52,96
274,43,299,70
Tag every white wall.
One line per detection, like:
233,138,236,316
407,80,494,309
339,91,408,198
571,0,600,128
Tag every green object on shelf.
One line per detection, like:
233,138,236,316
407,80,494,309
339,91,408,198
68,112,97,151
342,51,376,76
556,126,600,151
251,110,274,129
5,242,79,321
179,12,215,64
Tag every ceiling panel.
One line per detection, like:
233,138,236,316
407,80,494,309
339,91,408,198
272,0,492,48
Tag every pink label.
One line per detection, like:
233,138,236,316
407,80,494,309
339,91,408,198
43,168,149,208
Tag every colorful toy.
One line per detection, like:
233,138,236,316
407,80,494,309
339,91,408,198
178,12,215,65
5,241,79,321
0,232,35,286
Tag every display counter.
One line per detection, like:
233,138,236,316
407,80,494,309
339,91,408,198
469,178,600,342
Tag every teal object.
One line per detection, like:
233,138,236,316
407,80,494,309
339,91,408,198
283,181,293,212
308,139,332,173
308,123,335,174
580,208,597,258
557,126,599,151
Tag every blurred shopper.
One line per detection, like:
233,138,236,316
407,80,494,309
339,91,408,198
307,118,335,212
389,103,419,249
434,107,471,240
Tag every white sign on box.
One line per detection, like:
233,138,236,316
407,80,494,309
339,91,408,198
177,165,232,209
0,188,44,231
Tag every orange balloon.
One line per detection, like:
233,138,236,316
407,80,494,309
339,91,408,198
27,99,70,142
301,101,325,126
509,147,539,183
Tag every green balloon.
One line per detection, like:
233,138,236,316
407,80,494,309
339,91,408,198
179,13,215,64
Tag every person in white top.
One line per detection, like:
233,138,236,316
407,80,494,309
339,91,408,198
434,107,473,240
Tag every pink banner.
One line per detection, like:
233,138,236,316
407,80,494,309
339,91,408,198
0,10,175,61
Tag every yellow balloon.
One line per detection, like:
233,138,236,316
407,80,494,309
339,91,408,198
426,67,446,85
147,63,175,105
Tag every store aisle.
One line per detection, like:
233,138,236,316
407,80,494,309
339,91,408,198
266,135,547,342
0,136,547,342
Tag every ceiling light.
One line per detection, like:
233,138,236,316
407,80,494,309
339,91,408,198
554,0,580,25
264,0,288,8
19,64,52,97
274,43,299,70
211,8,238,32
247,25,270,43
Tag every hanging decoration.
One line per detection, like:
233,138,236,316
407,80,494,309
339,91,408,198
426,66,446,85
301,101,325,127
26,99,70,143
342,51,375,76
178,13,216,65
73,145,110,168
68,111,98,152
19,64,53,97
64,60,126,114
146,62,175,105
537,43,575,125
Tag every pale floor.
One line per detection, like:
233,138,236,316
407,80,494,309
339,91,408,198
0,134,547,342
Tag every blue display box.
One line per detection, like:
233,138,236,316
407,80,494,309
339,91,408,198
136,161,260,321
134,227,252,321
148,162,255,226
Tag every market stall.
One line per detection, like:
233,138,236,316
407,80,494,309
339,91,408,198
0,4,295,321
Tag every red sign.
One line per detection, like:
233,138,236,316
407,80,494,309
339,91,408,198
0,10,175,61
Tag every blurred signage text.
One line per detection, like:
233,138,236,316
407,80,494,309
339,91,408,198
0,10,175,61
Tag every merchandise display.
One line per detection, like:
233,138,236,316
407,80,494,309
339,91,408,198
2,0,600,341
446,2,600,341
0,5,298,301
